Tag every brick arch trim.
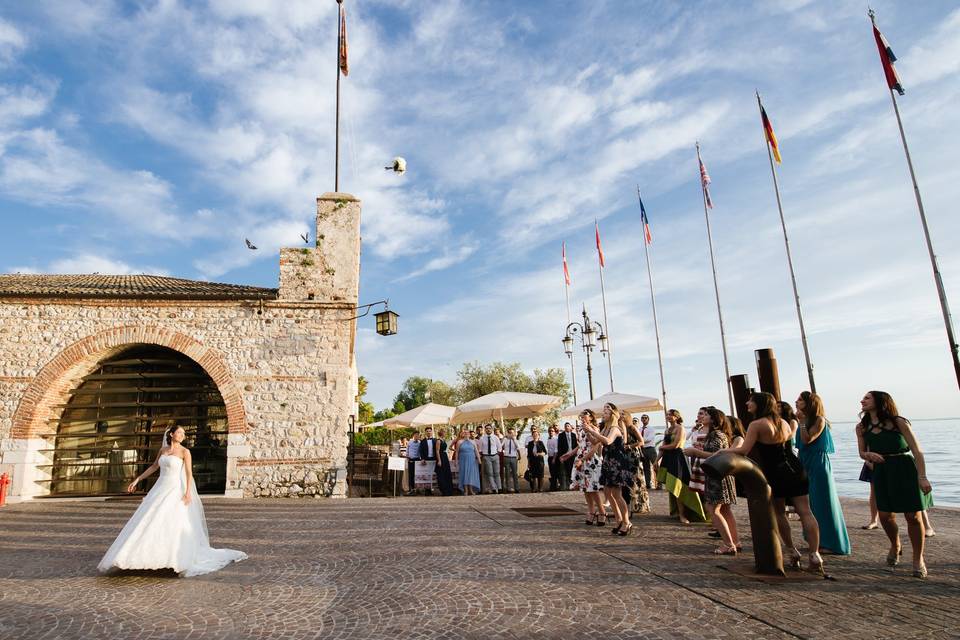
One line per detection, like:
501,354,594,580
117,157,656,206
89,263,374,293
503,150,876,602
11,325,248,439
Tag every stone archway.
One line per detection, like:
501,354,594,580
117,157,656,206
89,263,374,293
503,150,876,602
12,326,247,440
8,326,249,499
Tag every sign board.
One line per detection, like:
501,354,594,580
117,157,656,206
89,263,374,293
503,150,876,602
414,461,436,488
387,456,406,471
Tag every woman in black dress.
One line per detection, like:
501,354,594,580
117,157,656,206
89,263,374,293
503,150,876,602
585,403,635,536
718,392,823,574
435,427,454,496
525,427,547,492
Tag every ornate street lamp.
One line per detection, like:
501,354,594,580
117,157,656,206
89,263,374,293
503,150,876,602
563,306,606,401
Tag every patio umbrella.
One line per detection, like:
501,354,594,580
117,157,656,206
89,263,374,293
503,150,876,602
451,391,563,425
559,391,663,418
383,403,456,428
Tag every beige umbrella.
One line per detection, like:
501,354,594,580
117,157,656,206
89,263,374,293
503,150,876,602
383,403,456,428
451,391,563,425
559,391,663,418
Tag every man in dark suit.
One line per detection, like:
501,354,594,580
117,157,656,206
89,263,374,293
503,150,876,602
556,422,578,490
417,426,439,495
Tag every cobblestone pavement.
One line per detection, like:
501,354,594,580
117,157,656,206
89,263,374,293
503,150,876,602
0,491,956,639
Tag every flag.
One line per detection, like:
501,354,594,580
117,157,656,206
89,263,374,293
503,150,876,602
639,195,653,245
872,21,903,95
760,104,782,164
699,157,713,209
595,222,605,268
339,3,349,77
562,242,571,286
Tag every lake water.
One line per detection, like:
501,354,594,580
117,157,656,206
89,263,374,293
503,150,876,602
829,418,957,508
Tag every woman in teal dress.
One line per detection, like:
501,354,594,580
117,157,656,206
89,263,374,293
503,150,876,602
856,391,933,578
795,392,850,555
453,430,481,496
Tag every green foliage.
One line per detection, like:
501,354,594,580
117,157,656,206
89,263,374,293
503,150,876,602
356,376,375,425
363,362,571,426
352,426,416,446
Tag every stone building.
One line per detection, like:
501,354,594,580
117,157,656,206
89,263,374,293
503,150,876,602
0,193,362,502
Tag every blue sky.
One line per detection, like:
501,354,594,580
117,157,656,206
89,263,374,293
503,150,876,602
1,1,959,420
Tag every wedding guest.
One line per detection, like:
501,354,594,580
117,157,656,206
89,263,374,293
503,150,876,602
480,424,503,494
779,401,800,439
622,412,650,514
418,427,439,496
405,432,421,496
720,392,823,574
571,410,604,524
687,413,708,497
436,427,454,497
526,428,547,492
495,426,506,488
658,409,705,524
453,429,480,496
795,392,850,555
638,415,659,490
501,427,521,493
856,390,933,578
585,403,634,536
686,406,739,555
727,416,747,500
557,422,579,490
546,426,560,491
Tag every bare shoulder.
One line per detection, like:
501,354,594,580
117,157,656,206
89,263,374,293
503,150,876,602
895,416,914,432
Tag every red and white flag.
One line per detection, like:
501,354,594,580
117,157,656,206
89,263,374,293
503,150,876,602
339,3,349,76
872,20,904,95
699,157,714,209
595,222,605,268
562,242,571,285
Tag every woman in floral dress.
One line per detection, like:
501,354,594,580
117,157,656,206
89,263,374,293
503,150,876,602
570,409,604,525
621,411,650,515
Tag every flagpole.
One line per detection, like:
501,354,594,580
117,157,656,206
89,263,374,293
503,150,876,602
869,10,960,390
596,221,615,392
637,187,670,428
757,92,817,393
697,143,735,414
335,0,343,192
564,267,579,405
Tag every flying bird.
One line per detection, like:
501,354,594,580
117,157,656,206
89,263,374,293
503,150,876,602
245,238,258,250
300,232,309,244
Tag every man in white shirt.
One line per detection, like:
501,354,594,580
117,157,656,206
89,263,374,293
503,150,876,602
405,433,421,496
501,427,521,493
480,424,502,494
638,414,659,490
556,422,579,491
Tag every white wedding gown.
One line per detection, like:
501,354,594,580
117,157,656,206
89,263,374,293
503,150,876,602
97,454,247,577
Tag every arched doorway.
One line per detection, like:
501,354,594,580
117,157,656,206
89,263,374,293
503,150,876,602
46,345,228,496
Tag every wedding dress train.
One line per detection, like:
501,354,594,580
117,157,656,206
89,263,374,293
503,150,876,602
97,454,247,577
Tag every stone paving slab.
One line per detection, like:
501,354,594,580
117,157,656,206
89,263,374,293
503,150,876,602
0,491,956,639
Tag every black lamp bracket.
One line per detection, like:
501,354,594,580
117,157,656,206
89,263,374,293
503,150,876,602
348,299,389,321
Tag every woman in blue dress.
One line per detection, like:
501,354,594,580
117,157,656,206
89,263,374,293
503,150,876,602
795,392,851,555
453,429,481,496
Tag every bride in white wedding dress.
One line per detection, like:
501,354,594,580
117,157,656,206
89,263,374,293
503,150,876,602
97,425,247,577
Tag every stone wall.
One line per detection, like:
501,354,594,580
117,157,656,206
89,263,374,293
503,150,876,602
0,193,362,501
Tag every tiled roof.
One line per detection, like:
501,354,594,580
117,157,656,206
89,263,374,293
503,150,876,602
0,274,278,301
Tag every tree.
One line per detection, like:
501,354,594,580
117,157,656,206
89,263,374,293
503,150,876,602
393,376,432,411
454,361,570,403
357,375,376,425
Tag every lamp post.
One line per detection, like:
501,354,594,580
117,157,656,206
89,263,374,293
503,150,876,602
563,306,608,401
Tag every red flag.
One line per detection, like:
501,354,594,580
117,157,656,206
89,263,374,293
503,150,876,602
595,222,605,268
562,242,571,286
872,20,904,95
339,3,349,77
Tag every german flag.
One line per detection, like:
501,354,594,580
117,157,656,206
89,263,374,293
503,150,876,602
760,104,781,164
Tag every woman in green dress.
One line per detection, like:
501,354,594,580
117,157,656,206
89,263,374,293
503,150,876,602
856,390,933,578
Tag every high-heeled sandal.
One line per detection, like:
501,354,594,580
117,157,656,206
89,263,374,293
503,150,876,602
586,513,597,525
788,548,802,570
808,552,824,576
596,513,607,527
713,544,737,556
617,523,633,537
912,562,928,579
886,547,902,567
610,521,622,534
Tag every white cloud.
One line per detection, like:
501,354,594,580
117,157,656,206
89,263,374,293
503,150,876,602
0,18,26,65
395,242,478,282
11,253,170,276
